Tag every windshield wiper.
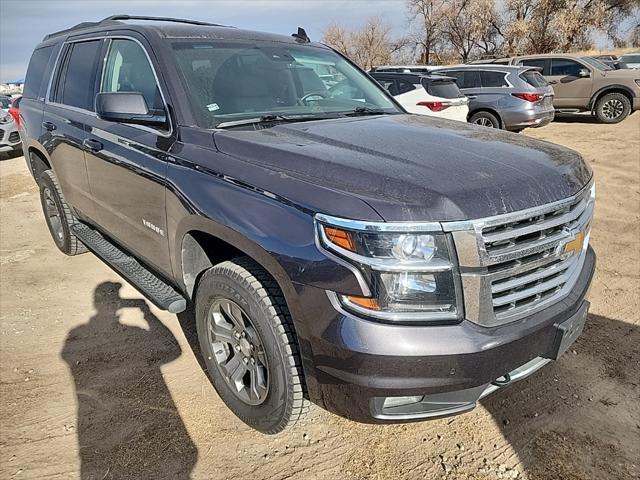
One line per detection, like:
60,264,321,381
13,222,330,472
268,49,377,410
341,106,392,116
216,113,333,129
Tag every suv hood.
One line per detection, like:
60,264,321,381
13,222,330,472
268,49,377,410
214,115,592,222
602,68,640,79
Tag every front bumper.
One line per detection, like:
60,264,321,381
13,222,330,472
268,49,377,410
300,246,595,423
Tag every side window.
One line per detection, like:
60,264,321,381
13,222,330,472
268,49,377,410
101,39,163,112
550,59,583,77
519,59,548,75
396,79,416,94
447,71,481,89
23,46,54,100
59,40,102,111
480,71,508,87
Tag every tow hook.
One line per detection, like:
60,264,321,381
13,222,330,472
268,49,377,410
491,373,512,387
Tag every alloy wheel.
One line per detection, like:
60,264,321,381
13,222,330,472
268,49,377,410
474,117,495,128
43,187,64,242
602,99,624,120
207,298,269,405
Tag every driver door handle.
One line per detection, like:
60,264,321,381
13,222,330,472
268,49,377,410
83,138,103,152
549,80,559,85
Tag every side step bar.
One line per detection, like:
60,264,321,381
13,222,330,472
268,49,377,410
71,223,187,313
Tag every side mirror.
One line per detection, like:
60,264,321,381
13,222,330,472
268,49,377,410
578,68,590,78
95,92,167,127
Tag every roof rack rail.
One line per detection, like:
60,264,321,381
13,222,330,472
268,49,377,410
43,14,229,41
101,14,227,27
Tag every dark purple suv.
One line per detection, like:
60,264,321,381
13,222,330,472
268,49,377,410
20,15,595,433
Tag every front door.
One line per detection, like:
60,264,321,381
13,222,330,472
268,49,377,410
546,58,593,108
84,37,174,276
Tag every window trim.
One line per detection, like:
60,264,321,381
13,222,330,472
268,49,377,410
45,35,173,138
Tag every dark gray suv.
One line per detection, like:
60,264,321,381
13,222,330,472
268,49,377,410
21,15,595,433
431,65,555,131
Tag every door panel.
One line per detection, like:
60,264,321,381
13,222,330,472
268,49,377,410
547,59,593,108
84,37,173,276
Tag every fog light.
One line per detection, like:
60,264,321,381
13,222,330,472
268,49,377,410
382,395,424,408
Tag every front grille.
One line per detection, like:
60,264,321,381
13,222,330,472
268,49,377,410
481,185,593,322
8,131,20,143
450,182,595,326
0,128,4,141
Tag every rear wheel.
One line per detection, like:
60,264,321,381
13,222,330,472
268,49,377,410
595,92,631,123
469,111,501,129
195,257,308,433
38,170,87,256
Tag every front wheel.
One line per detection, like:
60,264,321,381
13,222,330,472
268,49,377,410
469,111,501,129
595,92,631,124
195,257,309,433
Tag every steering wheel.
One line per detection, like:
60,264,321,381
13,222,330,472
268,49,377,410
300,91,329,105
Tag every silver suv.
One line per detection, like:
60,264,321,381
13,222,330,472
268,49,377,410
431,65,554,131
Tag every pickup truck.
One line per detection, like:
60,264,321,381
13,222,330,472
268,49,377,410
20,15,596,434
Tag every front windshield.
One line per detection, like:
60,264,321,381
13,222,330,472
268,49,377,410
171,41,399,128
581,57,611,71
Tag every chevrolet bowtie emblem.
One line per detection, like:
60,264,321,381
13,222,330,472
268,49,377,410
563,230,585,256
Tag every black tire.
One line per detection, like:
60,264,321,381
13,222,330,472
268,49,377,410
469,111,501,129
38,170,88,256
595,92,631,124
195,257,309,434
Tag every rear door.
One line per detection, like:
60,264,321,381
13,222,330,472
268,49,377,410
43,39,104,219
83,36,173,276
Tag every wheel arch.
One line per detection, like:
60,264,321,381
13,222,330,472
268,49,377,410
468,107,503,128
27,146,52,180
589,85,634,111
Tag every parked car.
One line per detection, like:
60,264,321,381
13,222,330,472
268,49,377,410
8,96,22,126
0,109,21,153
370,65,433,74
370,72,469,122
0,95,12,111
589,55,627,70
22,15,595,433
429,65,554,131
619,53,640,69
505,53,640,123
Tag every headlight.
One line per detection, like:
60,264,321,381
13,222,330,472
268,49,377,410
316,215,462,323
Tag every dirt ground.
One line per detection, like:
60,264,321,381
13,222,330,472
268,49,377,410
1,114,638,480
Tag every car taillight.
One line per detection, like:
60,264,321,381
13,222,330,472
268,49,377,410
8,107,20,127
417,101,450,112
512,93,544,102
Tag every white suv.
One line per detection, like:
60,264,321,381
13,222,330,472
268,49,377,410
370,72,469,122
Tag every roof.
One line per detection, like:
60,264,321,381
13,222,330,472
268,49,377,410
430,64,529,71
42,15,320,47
369,72,456,83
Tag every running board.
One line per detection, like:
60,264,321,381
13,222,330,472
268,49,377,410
71,223,187,313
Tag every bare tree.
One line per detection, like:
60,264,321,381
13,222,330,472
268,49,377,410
406,0,447,64
322,17,408,70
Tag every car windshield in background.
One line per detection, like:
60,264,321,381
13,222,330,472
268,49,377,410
580,57,611,71
520,70,549,87
171,41,399,128
620,54,640,63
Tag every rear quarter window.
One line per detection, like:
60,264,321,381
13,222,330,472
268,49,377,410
520,70,549,87
423,79,462,99
480,71,508,87
23,46,54,99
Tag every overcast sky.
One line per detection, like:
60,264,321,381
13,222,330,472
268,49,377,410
0,0,407,82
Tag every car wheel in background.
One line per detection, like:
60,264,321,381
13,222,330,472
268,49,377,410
38,170,88,256
595,92,631,124
469,111,501,129
195,257,309,434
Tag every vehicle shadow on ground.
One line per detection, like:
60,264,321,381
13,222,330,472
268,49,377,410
61,282,198,480
481,314,639,480
0,148,23,161
552,114,601,124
